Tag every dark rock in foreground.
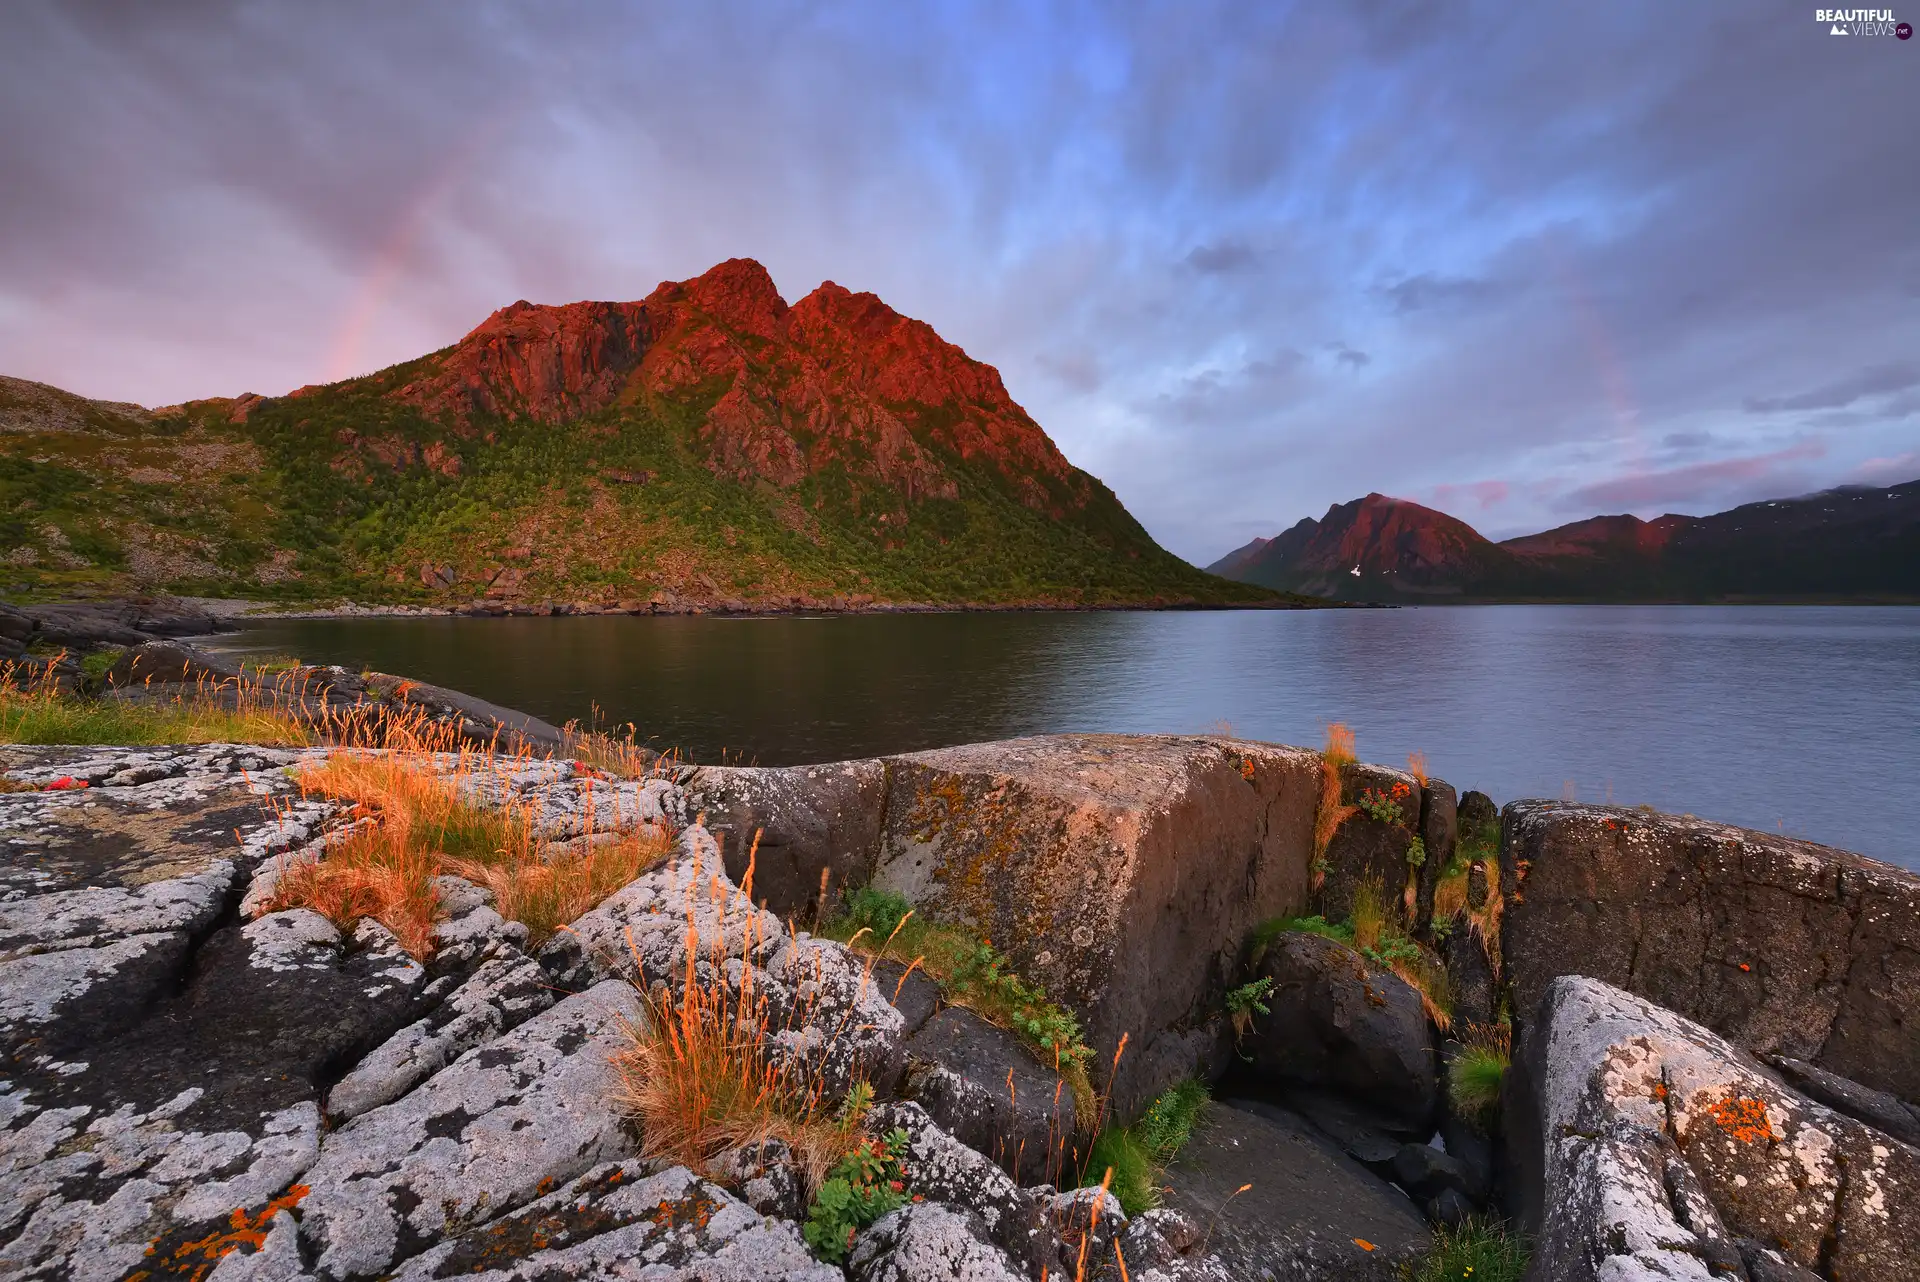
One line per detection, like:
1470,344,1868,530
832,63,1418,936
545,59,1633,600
1162,1099,1428,1280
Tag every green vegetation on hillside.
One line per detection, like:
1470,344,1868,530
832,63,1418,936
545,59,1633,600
0,367,1294,608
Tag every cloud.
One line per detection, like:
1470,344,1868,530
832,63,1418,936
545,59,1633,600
1744,361,1920,413
1327,342,1371,370
1432,479,1511,510
1661,430,1714,449
1847,452,1920,486
1559,440,1827,512
1377,272,1504,315
1184,239,1259,274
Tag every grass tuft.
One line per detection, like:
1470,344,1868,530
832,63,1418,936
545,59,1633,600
1,659,313,746
1408,1218,1530,1282
1449,1022,1511,1130
1078,1079,1209,1215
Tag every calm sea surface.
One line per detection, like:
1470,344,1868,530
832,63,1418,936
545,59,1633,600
208,606,1920,870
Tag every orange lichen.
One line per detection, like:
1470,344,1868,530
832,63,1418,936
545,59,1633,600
1707,1096,1776,1145
145,1185,310,1282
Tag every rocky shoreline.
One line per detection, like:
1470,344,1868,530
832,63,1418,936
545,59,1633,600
2,633,1915,1280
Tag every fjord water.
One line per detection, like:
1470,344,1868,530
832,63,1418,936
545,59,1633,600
212,606,1920,870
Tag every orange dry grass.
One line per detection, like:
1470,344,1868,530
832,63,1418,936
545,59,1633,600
449,829,672,945
269,744,665,957
613,845,877,1191
1406,750,1428,788
1312,728,1361,885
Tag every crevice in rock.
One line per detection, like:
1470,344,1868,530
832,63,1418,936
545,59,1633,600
1815,1146,1846,1279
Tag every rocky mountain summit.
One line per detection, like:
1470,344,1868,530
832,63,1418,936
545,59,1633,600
3,649,1916,1279
0,262,1287,610
1209,482,1920,602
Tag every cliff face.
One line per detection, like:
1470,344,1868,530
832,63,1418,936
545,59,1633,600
1210,483,1920,602
0,261,1284,609
380,259,1084,515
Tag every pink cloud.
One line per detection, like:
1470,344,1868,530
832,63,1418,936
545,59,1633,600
1431,479,1510,510
1562,440,1826,510
1847,452,1920,485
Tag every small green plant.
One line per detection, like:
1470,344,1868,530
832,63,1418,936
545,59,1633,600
1355,786,1407,825
1225,977,1273,1040
1078,1079,1209,1215
1408,1217,1529,1282
1449,1023,1512,1130
1246,914,1353,968
803,1127,911,1263
835,886,914,947
818,887,1095,1109
1406,835,1427,869
78,647,125,684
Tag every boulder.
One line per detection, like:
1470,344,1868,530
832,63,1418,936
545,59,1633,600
864,734,1325,1117
1766,1054,1920,1148
690,758,891,919
1502,800,1920,1104
1245,931,1439,1135
1160,1099,1428,1280
901,1005,1077,1184
848,1203,1028,1282
1316,762,1423,927
1411,777,1457,936
361,671,568,753
868,1101,1053,1269
1389,1141,1481,1204
1457,790,1497,833
1512,974,1920,1282
872,956,941,1035
102,639,246,689
1089,1209,1235,1282
18,601,154,649
1438,910,1497,1031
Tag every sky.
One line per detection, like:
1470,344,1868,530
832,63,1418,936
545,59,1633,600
2,1,1917,561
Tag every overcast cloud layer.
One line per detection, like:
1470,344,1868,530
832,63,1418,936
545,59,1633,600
3,0,1916,559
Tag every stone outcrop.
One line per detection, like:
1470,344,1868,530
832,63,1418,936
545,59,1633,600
1243,932,1439,1136
1502,801,1920,1105
2,740,1246,1280
1513,975,1919,1282
697,734,1340,1116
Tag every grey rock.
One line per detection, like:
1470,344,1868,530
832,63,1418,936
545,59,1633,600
325,949,554,1121
1439,911,1497,1033
1767,1053,1920,1147
1090,1209,1234,1282
1424,1187,1474,1229
873,956,941,1035
1513,974,1920,1282
849,1202,1029,1282
1737,1239,1826,1282
383,1161,837,1281
1316,761,1422,927
1246,931,1439,1136
297,980,643,1281
1412,777,1457,938
712,1136,808,1222
868,1100,1054,1270
903,1004,1076,1184
103,639,246,689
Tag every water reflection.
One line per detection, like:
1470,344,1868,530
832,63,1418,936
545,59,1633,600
208,606,1920,868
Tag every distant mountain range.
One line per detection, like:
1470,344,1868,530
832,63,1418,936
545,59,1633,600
1207,484,1920,602
0,259,1287,609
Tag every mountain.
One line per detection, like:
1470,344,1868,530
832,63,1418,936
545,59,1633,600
1208,484,1920,602
0,259,1289,609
